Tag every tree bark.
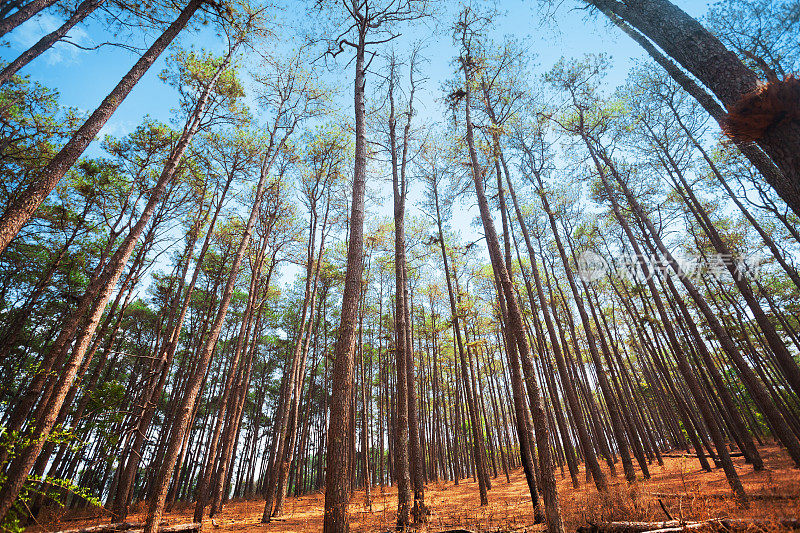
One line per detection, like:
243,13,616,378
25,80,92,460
323,26,368,533
0,0,58,37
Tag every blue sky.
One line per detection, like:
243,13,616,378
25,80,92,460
1,0,714,290
1,0,712,149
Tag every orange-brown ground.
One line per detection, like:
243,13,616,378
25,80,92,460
31,446,800,532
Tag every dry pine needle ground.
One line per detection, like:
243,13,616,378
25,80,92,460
30,446,800,533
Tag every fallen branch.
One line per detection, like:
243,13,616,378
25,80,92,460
152,525,201,533
579,518,800,533
657,499,673,521
50,522,201,533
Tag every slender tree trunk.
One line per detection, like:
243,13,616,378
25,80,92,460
535,177,637,483
273,235,326,517
387,65,413,528
502,157,608,492
432,182,490,507
0,46,224,523
614,166,800,469
144,151,277,533
668,161,800,399
323,28,368,533
460,54,563,533
197,236,266,522
0,0,58,37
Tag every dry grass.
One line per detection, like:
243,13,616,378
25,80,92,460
30,446,800,532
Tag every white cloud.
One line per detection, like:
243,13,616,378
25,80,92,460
97,118,134,140
10,13,92,66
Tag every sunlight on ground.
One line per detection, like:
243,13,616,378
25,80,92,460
32,446,800,532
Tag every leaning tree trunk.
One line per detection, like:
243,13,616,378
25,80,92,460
661,271,762,469
667,160,800,399
0,0,203,256
0,0,58,37
613,162,800,469
196,240,265,522
591,147,746,507
113,174,232,522
536,179,637,484
498,158,579,488
501,153,608,493
144,156,276,533
0,50,222,522
588,0,800,217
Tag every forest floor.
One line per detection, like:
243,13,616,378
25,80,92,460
31,446,800,532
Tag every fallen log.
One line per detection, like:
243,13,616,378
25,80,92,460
50,523,148,533
579,518,800,533
50,522,201,533
577,521,681,533
648,520,800,533
650,492,797,501
660,453,744,459
376,530,476,533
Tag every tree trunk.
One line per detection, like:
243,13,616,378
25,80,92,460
460,53,563,533
0,0,58,37
323,28,368,533
620,162,800,469
0,46,222,523
144,152,277,533
432,182,490,507
536,178,637,484
387,64,413,528
502,158,608,493
589,0,800,216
